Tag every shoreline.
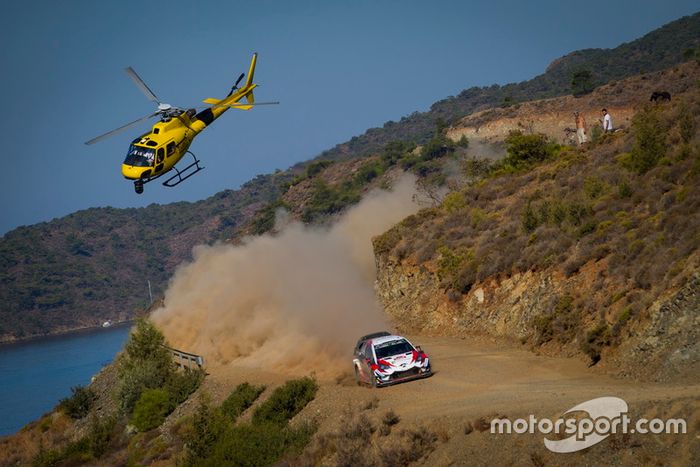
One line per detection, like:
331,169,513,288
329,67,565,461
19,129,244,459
0,320,135,347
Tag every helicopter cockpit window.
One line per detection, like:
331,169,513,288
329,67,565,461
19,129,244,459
124,145,155,167
166,142,176,157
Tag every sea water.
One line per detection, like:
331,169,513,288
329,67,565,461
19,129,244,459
0,323,131,436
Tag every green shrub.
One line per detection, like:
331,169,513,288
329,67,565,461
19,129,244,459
32,417,116,466
165,367,205,406
626,106,667,174
251,200,288,235
124,318,171,363
252,377,318,426
354,160,386,185
581,323,610,364
221,383,265,420
398,152,421,170
116,319,203,415
373,227,402,255
617,180,633,198
522,202,539,232
117,354,171,413
571,69,595,97
532,295,579,345
59,385,95,419
504,131,558,168
583,177,606,199
420,134,455,160
205,421,315,467
677,104,695,144
185,399,230,464
442,192,467,213
184,380,318,467
305,160,334,177
301,180,361,223
437,246,477,293
382,140,415,165
132,388,172,432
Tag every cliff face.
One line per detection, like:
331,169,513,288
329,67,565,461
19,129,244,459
375,251,700,382
372,65,700,383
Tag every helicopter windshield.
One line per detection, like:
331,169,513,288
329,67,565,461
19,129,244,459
123,145,155,167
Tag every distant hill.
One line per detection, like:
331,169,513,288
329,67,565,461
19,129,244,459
0,173,287,341
317,11,700,162
1,12,698,341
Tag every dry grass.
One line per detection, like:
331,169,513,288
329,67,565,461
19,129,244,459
298,407,438,466
375,88,700,363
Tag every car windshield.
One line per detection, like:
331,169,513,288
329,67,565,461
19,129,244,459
374,339,414,359
123,145,154,167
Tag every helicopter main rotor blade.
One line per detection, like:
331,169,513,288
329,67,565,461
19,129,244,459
84,111,158,145
124,67,161,104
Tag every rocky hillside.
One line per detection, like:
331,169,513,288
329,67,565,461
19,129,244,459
447,62,699,146
317,11,700,162
0,173,289,341
373,70,700,382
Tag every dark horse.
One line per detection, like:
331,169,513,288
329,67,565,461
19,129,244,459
650,91,671,102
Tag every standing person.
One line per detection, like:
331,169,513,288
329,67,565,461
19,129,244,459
601,108,613,133
574,111,587,145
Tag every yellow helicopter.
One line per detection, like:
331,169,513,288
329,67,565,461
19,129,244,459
85,53,277,194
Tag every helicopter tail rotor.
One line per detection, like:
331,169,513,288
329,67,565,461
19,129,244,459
227,72,246,97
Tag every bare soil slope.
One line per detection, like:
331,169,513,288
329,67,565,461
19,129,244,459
201,335,699,466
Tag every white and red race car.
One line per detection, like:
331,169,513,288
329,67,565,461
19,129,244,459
353,332,432,387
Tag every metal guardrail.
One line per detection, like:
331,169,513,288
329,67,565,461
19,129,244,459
163,345,205,369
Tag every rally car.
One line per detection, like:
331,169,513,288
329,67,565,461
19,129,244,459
353,333,431,387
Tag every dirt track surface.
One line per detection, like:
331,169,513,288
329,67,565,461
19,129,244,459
204,336,699,465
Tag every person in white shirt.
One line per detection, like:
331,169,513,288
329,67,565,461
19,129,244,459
574,111,587,144
601,108,613,132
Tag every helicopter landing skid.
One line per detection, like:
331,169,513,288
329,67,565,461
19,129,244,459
162,151,205,188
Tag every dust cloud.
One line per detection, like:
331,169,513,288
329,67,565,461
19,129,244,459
465,138,505,160
150,175,419,378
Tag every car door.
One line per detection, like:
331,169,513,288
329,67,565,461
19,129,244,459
154,147,165,173
357,342,375,383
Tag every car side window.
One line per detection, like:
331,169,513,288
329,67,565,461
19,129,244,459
362,343,374,362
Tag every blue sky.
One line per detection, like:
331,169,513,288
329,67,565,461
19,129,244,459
0,0,697,234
